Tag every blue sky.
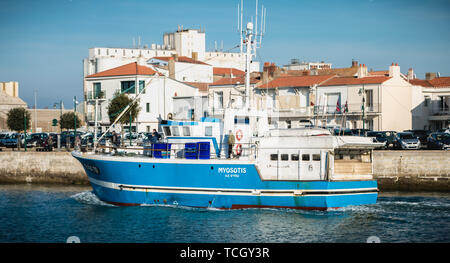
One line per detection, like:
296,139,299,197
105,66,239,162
0,0,449,108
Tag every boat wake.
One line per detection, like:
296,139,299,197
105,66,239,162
71,191,116,207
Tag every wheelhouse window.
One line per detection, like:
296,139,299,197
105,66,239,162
163,126,171,136
171,126,180,136
312,154,321,161
234,116,250,124
302,154,310,161
205,126,213,136
183,126,191,136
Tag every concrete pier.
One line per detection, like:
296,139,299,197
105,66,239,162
0,150,448,191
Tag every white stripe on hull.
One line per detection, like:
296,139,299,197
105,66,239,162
88,176,378,197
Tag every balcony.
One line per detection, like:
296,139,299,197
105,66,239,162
85,90,106,101
86,112,103,122
314,103,381,116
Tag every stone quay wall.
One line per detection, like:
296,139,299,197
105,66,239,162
0,151,87,185
373,151,450,191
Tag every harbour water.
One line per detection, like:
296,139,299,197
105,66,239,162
0,184,448,243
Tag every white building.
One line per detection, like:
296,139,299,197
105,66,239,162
282,58,332,71
84,62,199,133
83,26,260,82
410,73,450,131
147,55,213,83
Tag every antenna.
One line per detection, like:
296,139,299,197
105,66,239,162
238,0,267,109
240,0,244,53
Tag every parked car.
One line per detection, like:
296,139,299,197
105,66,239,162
0,132,14,147
394,132,421,150
29,132,49,147
404,130,430,148
350,129,371,136
427,132,450,150
4,133,32,148
383,131,398,149
366,131,388,149
333,128,353,136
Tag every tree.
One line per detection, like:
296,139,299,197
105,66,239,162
7,107,31,132
7,107,31,150
107,92,140,146
60,112,81,131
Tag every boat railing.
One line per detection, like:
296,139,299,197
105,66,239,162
92,142,258,160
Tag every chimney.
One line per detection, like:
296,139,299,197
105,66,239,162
357,64,368,78
407,68,415,80
172,53,179,62
389,63,400,78
425,72,436,80
351,60,358,68
192,52,198,61
168,57,175,79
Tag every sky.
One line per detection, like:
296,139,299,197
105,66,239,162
0,0,449,109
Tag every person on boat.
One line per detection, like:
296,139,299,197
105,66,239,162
227,130,235,159
152,129,161,142
111,131,119,153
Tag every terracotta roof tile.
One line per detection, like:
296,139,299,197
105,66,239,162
213,67,245,76
320,76,390,86
258,75,335,89
210,77,259,86
368,70,389,76
152,56,210,65
409,79,432,87
429,77,450,87
86,62,160,78
183,82,209,92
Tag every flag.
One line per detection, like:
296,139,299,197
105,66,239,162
336,100,341,113
344,101,348,113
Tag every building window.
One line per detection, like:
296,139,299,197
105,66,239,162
93,83,102,98
424,96,430,107
270,154,278,161
146,103,150,113
215,91,223,109
365,90,373,110
139,80,145,94
121,81,136,94
281,154,289,161
146,126,151,132
291,154,299,161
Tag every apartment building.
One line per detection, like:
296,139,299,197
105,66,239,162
84,61,199,133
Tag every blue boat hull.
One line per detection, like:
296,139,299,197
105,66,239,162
73,153,378,210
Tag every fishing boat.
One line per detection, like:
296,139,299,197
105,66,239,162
73,21,381,210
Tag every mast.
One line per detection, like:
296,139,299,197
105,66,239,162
244,22,253,110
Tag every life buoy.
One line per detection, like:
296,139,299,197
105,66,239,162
235,129,243,141
235,144,242,156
